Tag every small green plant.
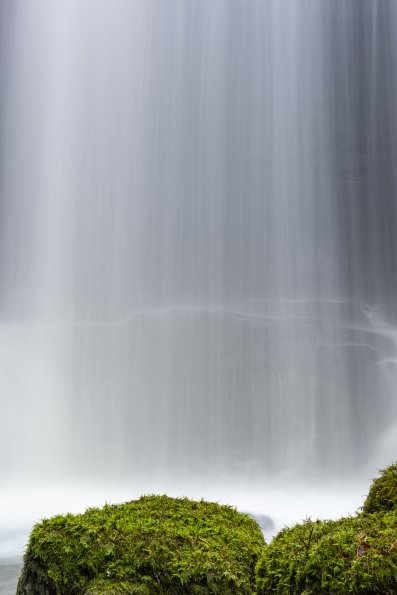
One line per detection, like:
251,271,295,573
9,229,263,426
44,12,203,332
17,495,265,594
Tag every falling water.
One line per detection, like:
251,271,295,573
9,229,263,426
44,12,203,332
1,0,397,559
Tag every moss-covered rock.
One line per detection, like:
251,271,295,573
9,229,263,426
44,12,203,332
255,463,397,594
256,512,397,594
363,463,397,515
17,495,265,595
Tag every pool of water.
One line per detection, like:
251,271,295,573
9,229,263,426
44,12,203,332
0,560,22,595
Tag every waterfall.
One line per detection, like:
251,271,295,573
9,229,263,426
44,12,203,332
1,0,397,553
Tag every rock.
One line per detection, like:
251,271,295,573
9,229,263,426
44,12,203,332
17,495,265,594
256,512,397,594
363,462,397,514
255,464,397,594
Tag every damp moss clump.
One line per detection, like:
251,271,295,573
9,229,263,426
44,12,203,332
255,463,397,594
363,462,397,514
17,494,265,595
256,512,397,594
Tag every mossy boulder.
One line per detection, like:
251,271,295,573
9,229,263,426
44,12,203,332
17,495,265,594
255,464,397,594
256,512,397,594
363,463,397,515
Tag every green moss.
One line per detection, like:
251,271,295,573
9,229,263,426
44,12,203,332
363,463,397,515
255,463,397,593
256,512,397,594
17,495,265,595
254,463,397,593
257,465,397,595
